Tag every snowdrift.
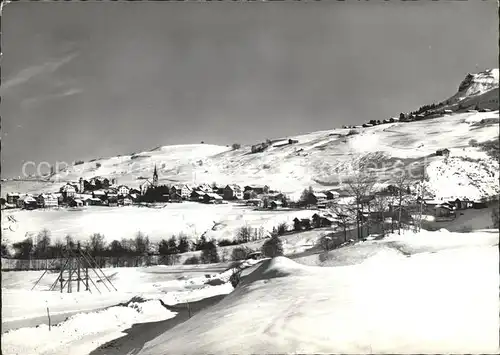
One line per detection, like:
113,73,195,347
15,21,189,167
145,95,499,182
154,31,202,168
139,229,499,355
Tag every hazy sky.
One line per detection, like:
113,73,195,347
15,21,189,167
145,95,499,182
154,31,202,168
1,0,498,178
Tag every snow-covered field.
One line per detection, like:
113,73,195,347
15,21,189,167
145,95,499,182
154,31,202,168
2,263,235,355
2,229,499,354
1,202,320,245
139,229,500,355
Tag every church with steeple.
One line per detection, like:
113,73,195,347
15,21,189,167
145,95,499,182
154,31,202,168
152,164,158,187
139,164,159,195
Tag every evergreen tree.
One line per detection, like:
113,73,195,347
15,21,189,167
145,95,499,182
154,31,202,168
178,235,190,253
167,236,178,254
200,240,220,263
261,235,284,258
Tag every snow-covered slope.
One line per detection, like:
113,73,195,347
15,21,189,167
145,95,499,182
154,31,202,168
444,68,499,108
138,229,500,355
42,111,499,199
3,69,499,200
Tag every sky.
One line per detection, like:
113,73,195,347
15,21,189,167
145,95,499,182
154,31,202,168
1,0,498,178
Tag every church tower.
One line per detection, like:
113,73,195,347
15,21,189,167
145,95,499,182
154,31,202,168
152,164,158,187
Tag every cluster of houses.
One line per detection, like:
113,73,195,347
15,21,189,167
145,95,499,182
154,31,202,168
418,197,488,218
341,105,493,131
4,177,142,210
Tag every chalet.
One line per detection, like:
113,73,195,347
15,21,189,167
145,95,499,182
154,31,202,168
293,217,312,231
312,213,335,228
224,184,243,200
92,190,107,200
77,193,93,201
17,195,37,209
245,198,263,207
267,192,286,205
139,180,153,195
84,197,103,206
171,185,193,199
326,190,340,200
415,114,425,121
288,139,299,144
6,193,21,205
203,193,223,204
197,183,214,193
383,119,391,124
107,196,118,207
118,197,132,206
170,192,183,202
269,200,282,209
37,194,58,208
317,202,327,209
422,199,440,209
444,109,453,114
190,190,206,202
436,148,450,157
362,123,373,128
117,185,130,197
69,198,84,208
251,142,269,154
449,198,472,210
129,188,141,195
434,204,454,217
244,185,270,195
472,200,488,209
129,193,139,202
60,184,77,199
311,192,327,205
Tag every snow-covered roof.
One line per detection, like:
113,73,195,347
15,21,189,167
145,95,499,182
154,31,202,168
21,196,37,203
225,184,242,191
312,192,327,199
206,193,223,200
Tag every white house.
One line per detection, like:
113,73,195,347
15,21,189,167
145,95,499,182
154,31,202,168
117,185,130,196
60,184,77,198
223,184,243,200
171,184,193,199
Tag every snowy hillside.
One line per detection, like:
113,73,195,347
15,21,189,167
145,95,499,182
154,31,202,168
443,68,499,109
138,229,500,355
3,69,499,199
41,110,499,200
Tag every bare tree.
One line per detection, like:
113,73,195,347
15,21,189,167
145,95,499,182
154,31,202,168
372,195,389,237
346,172,376,240
329,202,355,243
393,173,410,235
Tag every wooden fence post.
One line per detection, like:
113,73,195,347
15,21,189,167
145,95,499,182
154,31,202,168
47,307,51,331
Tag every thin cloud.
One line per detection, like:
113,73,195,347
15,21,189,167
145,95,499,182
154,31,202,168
1,51,78,92
21,87,83,108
